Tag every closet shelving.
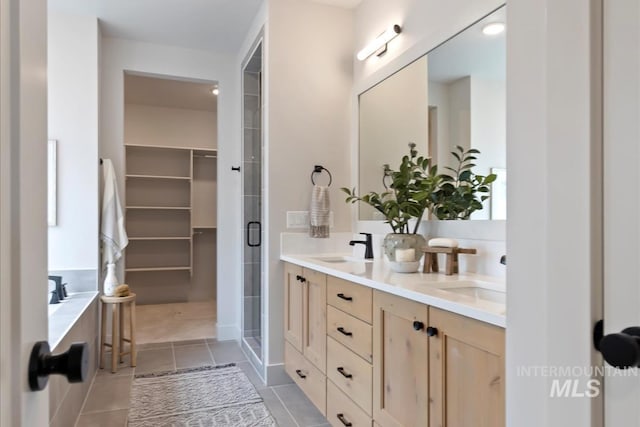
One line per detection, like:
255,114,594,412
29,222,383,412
124,144,217,275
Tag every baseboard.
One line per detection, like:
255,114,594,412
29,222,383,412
216,324,241,341
265,362,293,387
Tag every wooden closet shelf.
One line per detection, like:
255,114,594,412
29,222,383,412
126,174,190,180
125,266,191,273
126,206,191,210
128,237,191,241
192,225,217,229
125,143,218,153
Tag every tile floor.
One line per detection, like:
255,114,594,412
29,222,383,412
75,339,329,427
133,301,217,344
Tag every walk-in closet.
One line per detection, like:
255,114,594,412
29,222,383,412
123,74,218,343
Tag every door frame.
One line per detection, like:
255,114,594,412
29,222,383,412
507,0,604,425
0,0,49,425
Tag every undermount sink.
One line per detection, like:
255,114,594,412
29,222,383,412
435,280,506,304
310,255,373,264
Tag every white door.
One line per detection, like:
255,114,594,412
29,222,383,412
0,0,49,425
603,0,640,425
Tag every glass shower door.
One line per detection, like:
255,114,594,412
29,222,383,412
242,41,263,361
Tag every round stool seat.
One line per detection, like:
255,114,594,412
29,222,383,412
100,293,137,373
100,293,136,304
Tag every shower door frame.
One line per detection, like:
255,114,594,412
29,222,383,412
240,33,265,372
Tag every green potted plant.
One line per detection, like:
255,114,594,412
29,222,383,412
342,143,497,273
342,143,440,272
432,145,497,220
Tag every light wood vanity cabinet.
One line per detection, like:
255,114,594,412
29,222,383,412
428,307,505,427
283,263,327,414
282,262,505,427
373,291,430,427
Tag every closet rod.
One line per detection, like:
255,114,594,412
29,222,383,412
193,154,217,159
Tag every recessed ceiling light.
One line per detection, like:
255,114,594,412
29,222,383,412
211,87,219,96
482,22,505,36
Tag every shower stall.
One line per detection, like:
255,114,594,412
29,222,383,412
241,39,263,364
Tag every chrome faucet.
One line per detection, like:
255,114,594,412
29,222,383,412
349,233,374,259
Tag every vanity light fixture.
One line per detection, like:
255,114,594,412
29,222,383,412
357,24,402,61
482,22,505,36
211,86,219,96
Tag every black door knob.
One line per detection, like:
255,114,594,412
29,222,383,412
28,341,89,391
413,321,424,331
426,326,439,337
599,326,640,369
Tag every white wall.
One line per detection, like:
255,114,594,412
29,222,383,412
124,104,217,149
353,0,504,91
100,37,240,339
264,0,354,380
47,13,100,271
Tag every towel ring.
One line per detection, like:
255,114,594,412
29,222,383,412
311,165,332,187
382,164,392,190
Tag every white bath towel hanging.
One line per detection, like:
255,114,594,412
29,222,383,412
310,185,330,238
101,159,128,266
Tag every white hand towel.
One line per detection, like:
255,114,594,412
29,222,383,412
101,159,128,267
310,185,330,238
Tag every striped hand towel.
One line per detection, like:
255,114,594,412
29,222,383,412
310,185,330,238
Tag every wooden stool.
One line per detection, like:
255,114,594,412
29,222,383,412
423,247,477,275
100,293,137,373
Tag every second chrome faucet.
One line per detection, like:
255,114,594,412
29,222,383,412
349,232,374,259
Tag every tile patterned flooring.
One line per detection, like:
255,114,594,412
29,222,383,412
75,339,329,427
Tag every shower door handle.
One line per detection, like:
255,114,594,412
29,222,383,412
247,221,261,247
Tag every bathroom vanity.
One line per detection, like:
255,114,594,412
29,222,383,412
281,254,505,427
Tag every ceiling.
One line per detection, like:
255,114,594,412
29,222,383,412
47,0,362,53
427,7,506,84
124,74,218,112
47,0,264,54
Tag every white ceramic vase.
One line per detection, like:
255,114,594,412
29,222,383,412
103,263,118,296
382,233,427,273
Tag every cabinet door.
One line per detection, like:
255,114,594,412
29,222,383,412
284,263,304,352
373,291,429,427
303,268,327,373
429,307,505,427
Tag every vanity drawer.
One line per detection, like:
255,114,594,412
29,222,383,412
285,341,326,415
327,337,373,415
327,380,372,427
328,276,372,324
327,305,373,363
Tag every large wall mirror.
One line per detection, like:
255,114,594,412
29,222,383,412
358,5,506,221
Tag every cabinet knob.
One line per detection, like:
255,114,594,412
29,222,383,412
295,369,307,379
413,321,424,331
300,276,307,283
295,275,302,281
426,326,439,337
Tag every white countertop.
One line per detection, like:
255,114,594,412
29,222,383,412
281,253,506,328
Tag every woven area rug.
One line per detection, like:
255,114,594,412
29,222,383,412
128,364,276,426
